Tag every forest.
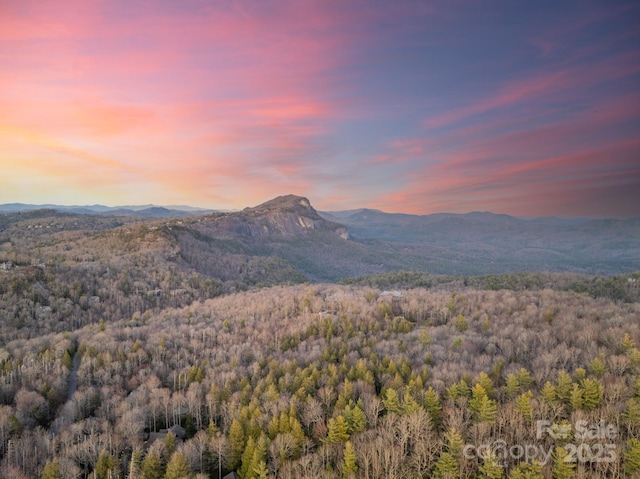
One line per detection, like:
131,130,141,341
1,280,639,478
1,207,640,478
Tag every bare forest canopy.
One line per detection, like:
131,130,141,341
0,195,639,478
1,284,639,478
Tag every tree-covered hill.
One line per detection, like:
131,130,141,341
0,282,638,478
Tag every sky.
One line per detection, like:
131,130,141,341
1,0,639,217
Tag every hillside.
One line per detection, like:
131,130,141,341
2,195,640,344
1,195,640,478
320,209,640,275
0,282,638,478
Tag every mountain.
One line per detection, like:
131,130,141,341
2,196,639,286
170,195,371,281
318,209,640,275
0,202,212,217
207,194,350,240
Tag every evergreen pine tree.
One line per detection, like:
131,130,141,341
228,418,245,470
540,381,557,404
239,436,256,479
62,351,73,370
382,388,401,414
342,440,358,479
478,450,503,479
568,382,583,411
470,384,497,424
165,451,192,479
515,368,534,389
401,393,421,415
475,371,495,397
41,459,62,479
324,416,350,444
624,438,640,476
622,398,640,431
508,461,544,479
253,460,269,479
94,450,118,479
588,355,607,377
433,452,458,479
163,432,177,457
515,391,533,423
622,332,635,352
343,402,367,433
423,386,442,426
505,373,520,398
552,446,575,479
141,449,164,479
129,448,143,479
555,371,573,404
580,378,603,410
444,427,463,459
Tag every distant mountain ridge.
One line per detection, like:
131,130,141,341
0,202,214,217
2,195,639,277
318,207,640,275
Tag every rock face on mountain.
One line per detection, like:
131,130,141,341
209,195,350,240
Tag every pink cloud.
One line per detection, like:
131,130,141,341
424,49,640,130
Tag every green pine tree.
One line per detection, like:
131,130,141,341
253,460,269,479
568,383,583,411
624,438,640,476
552,446,576,479
475,371,495,397
622,398,640,431
470,384,497,424
573,367,586,382
580,378,603,410
62,350,73,370
239,436,256,479
508,461,544,479
250,434,270,478
515,368,534,389
433,452,458,479
540,381,557,404
343,402,367,433
324,415,350,444
163,432,177,457
94,450,118,479
588,355,607,377
228,418,245,470
41,459,62,479
342,440,358,479
515,390,533,423
505,373,521,398
444,427,463,458
423,386,442,426
555,371,573,404
164,451,192,479
129,448,143,479
622,332,636,352
478,450,503,479
401,393,421,415
141,449,165,479
382,388,401,414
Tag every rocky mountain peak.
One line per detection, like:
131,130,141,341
207,194,350,240
250,195,318,217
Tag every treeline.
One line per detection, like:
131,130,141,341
0,284,639,478
342,270,640,303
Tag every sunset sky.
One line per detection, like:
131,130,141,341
1,0,639,216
